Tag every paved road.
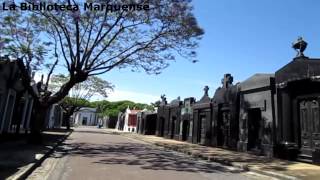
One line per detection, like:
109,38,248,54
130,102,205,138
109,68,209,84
27,127,275,180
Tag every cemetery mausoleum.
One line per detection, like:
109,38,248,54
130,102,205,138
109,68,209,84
153,38,320,164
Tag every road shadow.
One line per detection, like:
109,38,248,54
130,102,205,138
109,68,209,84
70,129,119,135
54,140,244,174
0,129,71,179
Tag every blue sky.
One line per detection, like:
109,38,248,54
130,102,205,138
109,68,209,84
99,0,320,104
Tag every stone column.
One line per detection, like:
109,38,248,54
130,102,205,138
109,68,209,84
192,110,198,143
1,89,16,133
211,106,218,146
188,117,193,143
281,89,292,142
20,93,29,131
24,97,34,131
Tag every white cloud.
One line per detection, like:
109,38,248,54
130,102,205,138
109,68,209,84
91,89,160,104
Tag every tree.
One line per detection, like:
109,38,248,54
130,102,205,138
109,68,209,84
92,100,154,118
0,5,61,142
50,74,113,129
0,0,203,141
0,6,49,71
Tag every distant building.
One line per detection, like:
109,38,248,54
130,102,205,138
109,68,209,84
73,107,98,126
124,107,142,132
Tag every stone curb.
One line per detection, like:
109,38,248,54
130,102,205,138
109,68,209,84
8,130,73,180
249,168,298,180
118,132,297,180
161,143,298,180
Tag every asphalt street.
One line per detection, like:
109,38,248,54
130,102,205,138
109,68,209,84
27,127,275,180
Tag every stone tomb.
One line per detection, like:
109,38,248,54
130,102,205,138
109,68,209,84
276,55,320,163
212,74,240,149
137,111,157,135
179,97,195,142
156,95,169,137
238,73,276,157
192,86,212,145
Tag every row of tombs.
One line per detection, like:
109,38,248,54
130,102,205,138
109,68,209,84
138,39,320,164
0,56,67,137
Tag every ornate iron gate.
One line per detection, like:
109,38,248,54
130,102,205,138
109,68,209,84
299,99,320,156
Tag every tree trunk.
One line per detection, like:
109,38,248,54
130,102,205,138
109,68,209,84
65,115,70,130
28,102,49,144
65,106,77,130
17,57,89,143
65,112,71,130
28,75,87,143
46,72,88,106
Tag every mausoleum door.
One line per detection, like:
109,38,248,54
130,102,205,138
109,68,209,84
182,120,189,141
217,110,230,147
82,117,87,125
171,116,176,139
198,115,206,143
247,108,262,151
160,117,165,136
299,99,320,156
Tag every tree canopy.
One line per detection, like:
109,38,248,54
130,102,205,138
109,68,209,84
49,73,113,128
49,73,113,100
1,0,203,107
0,0,203,138
91,100,154,117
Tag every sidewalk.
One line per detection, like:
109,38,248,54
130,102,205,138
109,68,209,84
107,129,320,180
0,129,72,180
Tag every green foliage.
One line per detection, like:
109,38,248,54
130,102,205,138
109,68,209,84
49,74,114,100
91,100,154,117
62,97,91,108
50,74,113,115
2,0,203,76
0,8,54,71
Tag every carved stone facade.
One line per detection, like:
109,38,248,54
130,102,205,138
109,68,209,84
238,74,276,157
180,97,195,142
275,55,320,163
212,74,240,150
156,96,194,142
167,97,183,140
0,58,35,135
192,86,212,145
156,95,169,137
